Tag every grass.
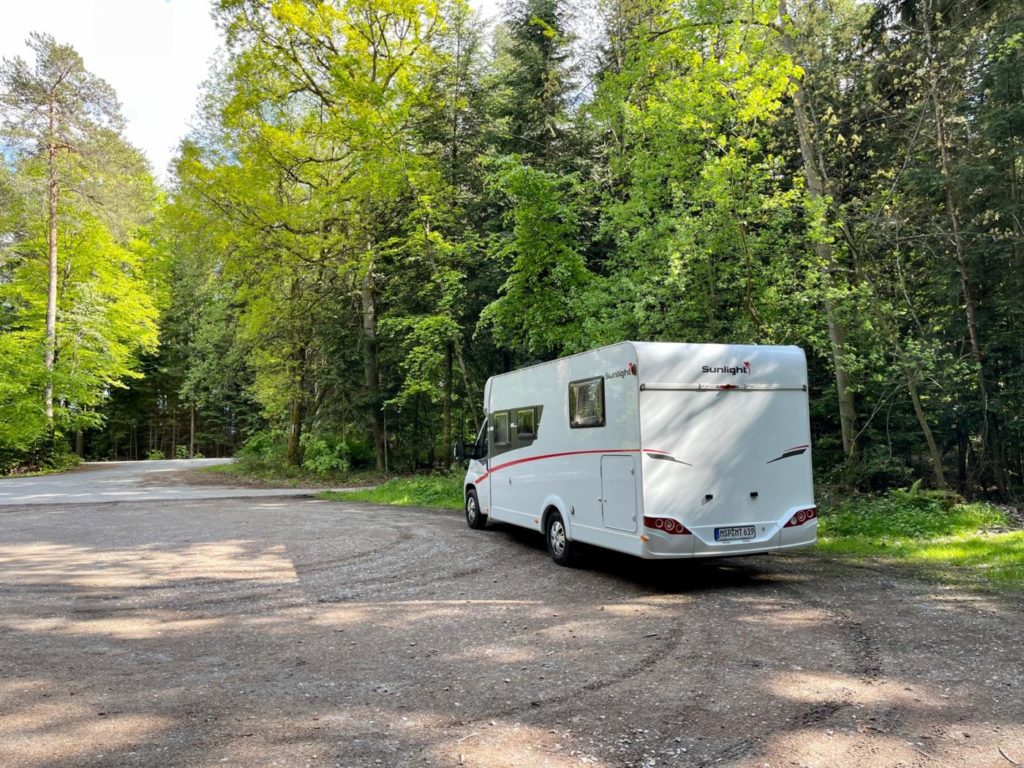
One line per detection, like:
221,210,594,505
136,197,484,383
318,473,464,510
817,488,1024,591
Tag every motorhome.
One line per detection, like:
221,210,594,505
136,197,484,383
455,341,817,566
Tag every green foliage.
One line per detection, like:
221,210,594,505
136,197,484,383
819,489,1003,540
0,448,80,476
491,0,576,165
818,490,1023,589
480,159,591,356
320,472,464,509
0,35,160,468
147,450,166,461
12,0,1020,496
237,428,373,472
237,429,289,463
822,445,913,491
300,433,352,475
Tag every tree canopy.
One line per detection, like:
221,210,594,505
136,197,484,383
1,0,1022,494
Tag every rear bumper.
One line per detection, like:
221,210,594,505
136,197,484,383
641,520,816,559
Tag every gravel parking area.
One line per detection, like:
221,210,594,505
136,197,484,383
1,495,1022,767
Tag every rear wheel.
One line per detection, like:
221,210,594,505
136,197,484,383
465,488,487,530
545,510,575,567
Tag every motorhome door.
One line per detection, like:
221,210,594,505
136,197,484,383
601,455,637,532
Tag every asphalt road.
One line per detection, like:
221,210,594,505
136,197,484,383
0,467,1021,767
0,459,319,505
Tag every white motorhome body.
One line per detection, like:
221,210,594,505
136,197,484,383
461,341,817,564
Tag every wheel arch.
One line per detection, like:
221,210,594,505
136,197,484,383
541,496,571,539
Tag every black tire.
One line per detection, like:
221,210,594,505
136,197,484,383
465,488,487,530
545,510,575,567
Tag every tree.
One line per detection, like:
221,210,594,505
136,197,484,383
493,0,577,167
0,34,125,445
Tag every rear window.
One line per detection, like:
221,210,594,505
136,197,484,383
569,377,605,428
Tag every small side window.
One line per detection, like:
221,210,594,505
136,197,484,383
569,377,605,428
516,407,536,439
492,411,510,446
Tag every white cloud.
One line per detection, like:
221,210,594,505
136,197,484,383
0,0,221,183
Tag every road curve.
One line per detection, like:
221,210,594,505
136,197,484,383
0,459,320,506
0,495,1021,767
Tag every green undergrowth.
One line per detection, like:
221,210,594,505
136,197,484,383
203,459,385,489
818,487,1024,591
0,452,81,478
319,473,463,510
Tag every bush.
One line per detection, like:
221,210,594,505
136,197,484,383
838,445,913,491
147,450,166,461
237,429,287,462
175,445,189,459
300,433,350,475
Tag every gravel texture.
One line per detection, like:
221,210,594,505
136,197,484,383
0,460,321,506
1,495,1022,767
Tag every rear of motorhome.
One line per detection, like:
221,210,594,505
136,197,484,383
456,341,817,566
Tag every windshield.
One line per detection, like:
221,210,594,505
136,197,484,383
474,420,488,459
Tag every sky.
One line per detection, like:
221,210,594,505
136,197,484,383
1,0,501,185
0,0,223,183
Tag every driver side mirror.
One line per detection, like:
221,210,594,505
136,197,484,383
453,441,471,461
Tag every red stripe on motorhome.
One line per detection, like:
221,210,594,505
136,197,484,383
473,448,669,484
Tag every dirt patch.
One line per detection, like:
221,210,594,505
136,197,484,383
141,466,372,491
0,498,1021,767
138,467,287,489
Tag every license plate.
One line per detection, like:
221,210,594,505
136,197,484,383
715,525,756,541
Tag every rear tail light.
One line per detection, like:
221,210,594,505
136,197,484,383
784,507,818,527
643,516,692,535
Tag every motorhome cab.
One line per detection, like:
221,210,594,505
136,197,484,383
456,341,817,566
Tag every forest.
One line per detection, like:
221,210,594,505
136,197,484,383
0,0,1022,497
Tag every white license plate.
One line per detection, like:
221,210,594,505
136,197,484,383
715,525,756,541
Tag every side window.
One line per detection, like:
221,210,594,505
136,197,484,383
492,411,510,447
474,420,488,459
516,407,536,439
569,377,605,428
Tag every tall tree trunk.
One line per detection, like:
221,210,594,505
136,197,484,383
361,264,385,470
286,394,304,466
823,295,858,462
443,343,453,468
44,98,59,440
778,0,859,465
453,339,479,433
286,347,306,467
903,363,946,488
922,5,1007,493
189,403,196,459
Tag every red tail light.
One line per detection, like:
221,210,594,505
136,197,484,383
643,516,692,535
784,507,818,527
